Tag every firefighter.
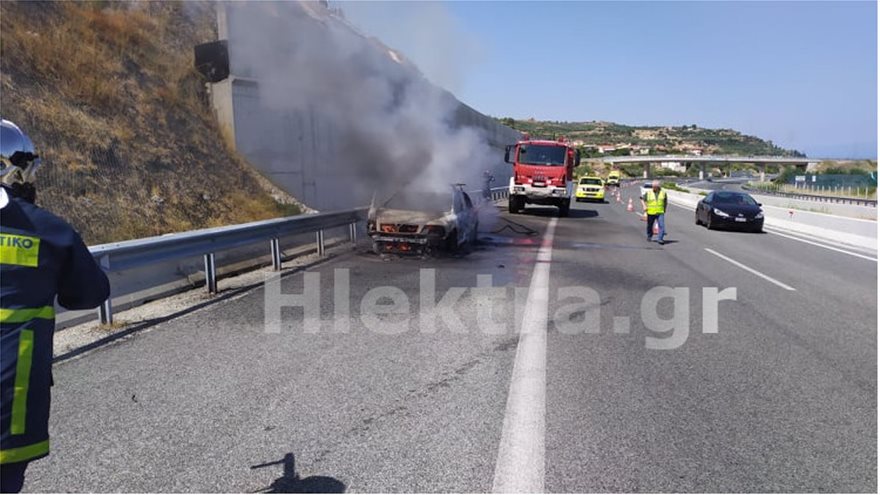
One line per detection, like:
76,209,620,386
1,119,110,492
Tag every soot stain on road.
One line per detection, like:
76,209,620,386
309,334,519,462
493,336,520,352
565,241,664,251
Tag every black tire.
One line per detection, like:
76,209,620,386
706,215,715,230
508,197,518,214
511,196,525,213
695,212,701,225
559,202,570,217
445,230,459,252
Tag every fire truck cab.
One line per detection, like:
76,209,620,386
505,136,580,217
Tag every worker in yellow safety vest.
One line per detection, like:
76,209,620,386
1,119,110,492
641,179,668,245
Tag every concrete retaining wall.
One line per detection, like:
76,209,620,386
211,2,520,212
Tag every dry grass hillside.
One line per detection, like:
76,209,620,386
1,1,300,244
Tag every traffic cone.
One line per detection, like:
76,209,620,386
626,198,634,212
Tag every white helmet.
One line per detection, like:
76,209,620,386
1,119,41,187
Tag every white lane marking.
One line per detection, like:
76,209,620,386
763,228,878,262
704,248,797,291
492,217,557,493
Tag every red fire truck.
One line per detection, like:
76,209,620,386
505,135,580,217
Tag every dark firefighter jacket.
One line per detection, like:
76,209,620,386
1,186,110,464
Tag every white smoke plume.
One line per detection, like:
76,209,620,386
335,0,486,95
223,1,504,207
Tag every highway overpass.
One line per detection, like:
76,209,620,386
600,155,821,181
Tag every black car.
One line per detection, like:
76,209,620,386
695,191,764,232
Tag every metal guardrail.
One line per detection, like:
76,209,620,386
84,186,511,326
484,186,510,202
741,184,877,207
88,208,367,324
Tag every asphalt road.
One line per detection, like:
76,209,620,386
24,189,876,493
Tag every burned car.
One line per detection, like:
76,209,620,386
367,186,478,255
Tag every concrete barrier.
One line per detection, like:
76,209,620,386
682,182,877,220
735,190,875,220
665,190,877,252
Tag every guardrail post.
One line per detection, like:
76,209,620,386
270,238,282,271
349,222,357,247
98,299,113,325
204,253,217,294
316,230,326,257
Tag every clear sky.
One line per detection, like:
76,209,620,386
340,1,878,159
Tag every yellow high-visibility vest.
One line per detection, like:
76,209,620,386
644,189,667,215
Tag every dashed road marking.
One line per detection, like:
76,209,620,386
705,248,797,291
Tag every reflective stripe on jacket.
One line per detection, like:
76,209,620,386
644,189,667,215
1,187,110,464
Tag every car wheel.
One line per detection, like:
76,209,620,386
508,197,517,213
445,230,459,252
706,215,715,230
559,202,570,217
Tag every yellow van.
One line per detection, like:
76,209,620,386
606,170,621,187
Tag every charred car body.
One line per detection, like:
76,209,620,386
367,186,478,255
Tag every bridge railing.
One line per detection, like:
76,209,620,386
599,155,816,165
